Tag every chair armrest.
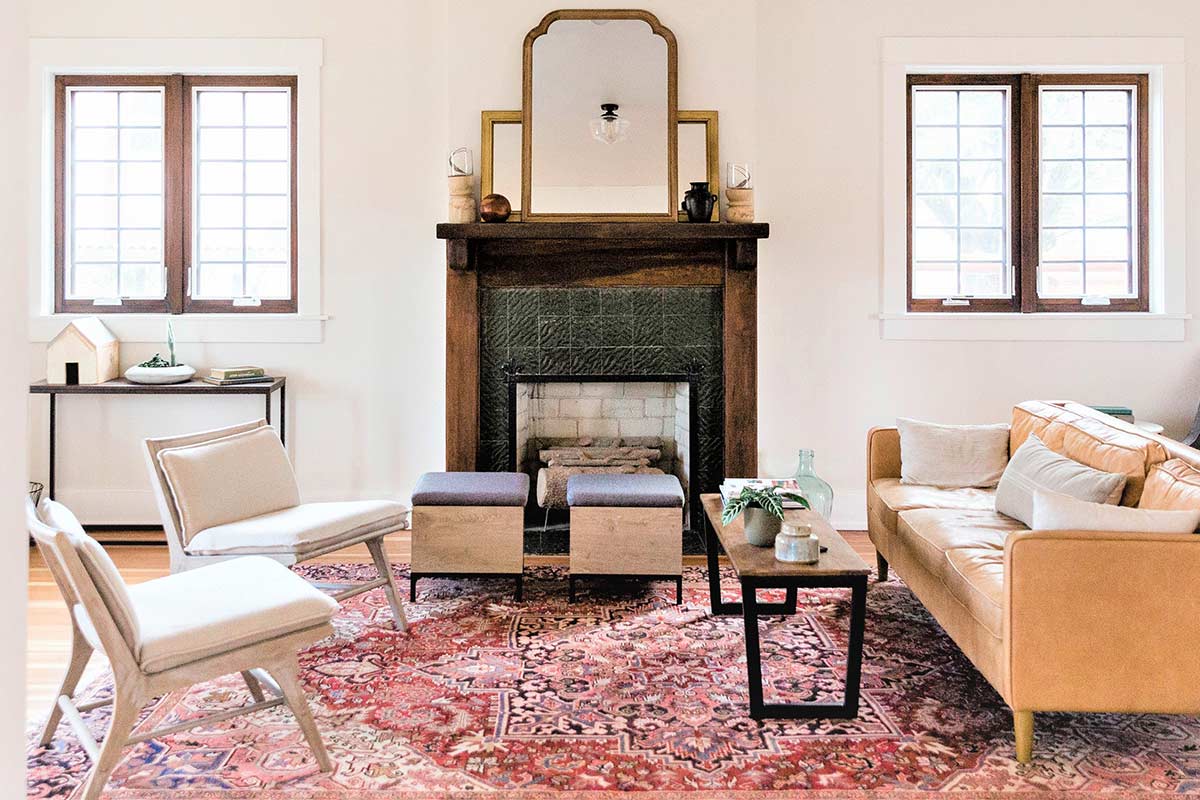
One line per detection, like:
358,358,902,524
1003,529,1200,713
867,427,901,482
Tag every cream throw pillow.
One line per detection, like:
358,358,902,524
995,434,1127,526
158,426,300,544
38,498,141,650
897,417,1010,488
1032,489,1200,533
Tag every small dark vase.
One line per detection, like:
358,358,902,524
681,181,718,222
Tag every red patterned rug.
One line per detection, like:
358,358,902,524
26,564,1200,798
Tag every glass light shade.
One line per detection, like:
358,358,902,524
590,104,630,145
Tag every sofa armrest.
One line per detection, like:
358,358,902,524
1004,529,1200,714
867,427,901,482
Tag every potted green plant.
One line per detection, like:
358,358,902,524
124,321,196,385
722,485,810,547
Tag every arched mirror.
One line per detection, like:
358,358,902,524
522,10,678,221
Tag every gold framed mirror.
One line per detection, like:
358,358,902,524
521,9,678,222
483,109,717,224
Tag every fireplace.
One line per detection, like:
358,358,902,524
436,221,769,553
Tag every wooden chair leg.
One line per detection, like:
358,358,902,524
40,627,93,747
241,670,266,702
876,551,889,582
271,659,333,773
1014,710,1034,763
79,687,142,800
366,537,408,632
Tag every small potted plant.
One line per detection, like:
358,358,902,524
722,485,810,547
124,321,196,385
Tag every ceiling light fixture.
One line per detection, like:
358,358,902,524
589,103,629,145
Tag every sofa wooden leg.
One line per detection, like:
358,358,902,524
875,551,889,582
1014,710,1034,763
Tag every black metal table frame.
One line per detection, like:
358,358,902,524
32,379,286,502
705,516,868,720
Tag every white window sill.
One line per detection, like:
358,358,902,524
879,312,1188,342
30,313,327,344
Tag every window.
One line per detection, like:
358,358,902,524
907,73,1148,313
56,75,297,314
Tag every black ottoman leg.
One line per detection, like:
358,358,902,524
515,573,523,602
676,575,683,605
409,575,417,602
568,575,576,603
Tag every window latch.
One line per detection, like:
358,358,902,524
92,298,123,307
941,298,970,307
1082,295,1112,306
232,297,262,307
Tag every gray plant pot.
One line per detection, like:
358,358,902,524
743,507,782,547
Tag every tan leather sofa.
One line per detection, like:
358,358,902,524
867,400,1200,762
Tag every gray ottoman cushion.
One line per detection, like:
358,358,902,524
412,472,529,507
567,473,684,508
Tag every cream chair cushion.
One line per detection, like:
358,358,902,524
38,498,141,650
185,500,407,556
129,556,338,673
157,426,301,544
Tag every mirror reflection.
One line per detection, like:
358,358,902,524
529,17,671,216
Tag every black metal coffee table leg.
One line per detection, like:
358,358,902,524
706,515,799,617
742,574,868,720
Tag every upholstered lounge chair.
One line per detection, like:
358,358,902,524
144,419,408,630
27,497,338,800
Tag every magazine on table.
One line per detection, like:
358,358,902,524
719,478,806,507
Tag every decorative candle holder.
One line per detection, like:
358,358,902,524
775,522,820,564
447,148,476,223
725,162,754,222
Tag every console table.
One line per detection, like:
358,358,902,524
29,377,286,501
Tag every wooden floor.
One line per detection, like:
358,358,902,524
27,529,874,723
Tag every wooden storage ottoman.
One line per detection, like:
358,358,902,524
410,471,529,600
566,473,685,604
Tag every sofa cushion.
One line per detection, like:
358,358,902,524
995,435,1127,526
898,418,1010,488
157,426,300,544
943,547,1005,638
870,477,996,527
412,472,530,507
1056,416,1167,507
1140,459,1200,513
185,500,407,556
1010,400,1085,453
896,508,1025,576
129,555,338,673
1033,489,1200,533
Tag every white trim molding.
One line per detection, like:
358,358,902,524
27,37,324,343
880,36,1187,342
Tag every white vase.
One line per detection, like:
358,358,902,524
124,364,196,384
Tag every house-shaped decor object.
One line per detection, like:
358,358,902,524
46,317,119,385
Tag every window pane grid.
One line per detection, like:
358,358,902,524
192,87,292,301
1038,87,1136,299
66,87,165,300
910,86,1011,299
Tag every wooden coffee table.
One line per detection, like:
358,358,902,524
701,493,870,720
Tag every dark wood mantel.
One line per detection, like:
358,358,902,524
436,221,769,479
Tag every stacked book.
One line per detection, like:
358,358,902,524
202,366,273,386
719,478,807,508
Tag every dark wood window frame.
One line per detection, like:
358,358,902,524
55,74,298,315
907,73,1149,313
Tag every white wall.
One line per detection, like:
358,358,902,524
4,0,31,774
23,0,1200,532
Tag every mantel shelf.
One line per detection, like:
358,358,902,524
436,222,769,241
436,222,769,271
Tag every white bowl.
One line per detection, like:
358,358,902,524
124,364,196,385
